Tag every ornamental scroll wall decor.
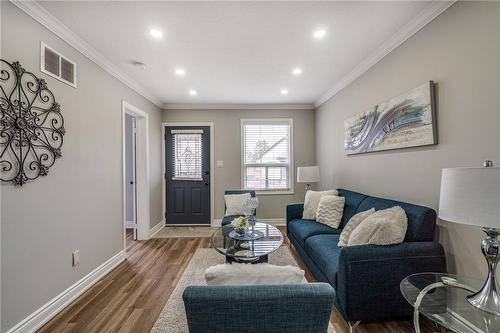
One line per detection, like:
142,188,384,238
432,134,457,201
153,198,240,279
0,59,65,186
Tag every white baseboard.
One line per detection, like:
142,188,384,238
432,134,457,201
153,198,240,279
6,250,126,333
213,218,286,227
149,219,165,238
125,220,135,229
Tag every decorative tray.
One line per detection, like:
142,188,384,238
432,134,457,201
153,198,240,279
228,230,264,241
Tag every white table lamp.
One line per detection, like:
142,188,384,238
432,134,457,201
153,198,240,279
439,160,500,314
297,166,320,191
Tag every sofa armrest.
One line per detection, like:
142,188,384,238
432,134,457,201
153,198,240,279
336,242,447,321
286,203,304,225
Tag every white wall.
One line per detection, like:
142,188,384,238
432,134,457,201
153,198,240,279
0,3,163,331
316,2,500,279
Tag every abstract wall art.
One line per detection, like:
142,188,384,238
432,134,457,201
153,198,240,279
344,81,436,155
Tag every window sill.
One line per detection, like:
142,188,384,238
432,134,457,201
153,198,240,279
255,190,295,196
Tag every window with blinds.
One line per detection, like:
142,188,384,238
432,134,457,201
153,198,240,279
241,119,293,192
172,130,203,180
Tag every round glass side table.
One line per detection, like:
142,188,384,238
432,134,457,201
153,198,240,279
210,222,283,264
400,273,500,333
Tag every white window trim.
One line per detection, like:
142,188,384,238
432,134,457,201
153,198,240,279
40,41,77,88
240,118,294,195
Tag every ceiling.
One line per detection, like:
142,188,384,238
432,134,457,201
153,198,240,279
37,1,439,107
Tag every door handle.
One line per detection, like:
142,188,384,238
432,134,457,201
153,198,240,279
205,183,209,186
130,181,134,185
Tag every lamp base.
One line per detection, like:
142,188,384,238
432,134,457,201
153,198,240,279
467,227,500,315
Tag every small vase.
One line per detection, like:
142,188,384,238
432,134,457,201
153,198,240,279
235,227,246,236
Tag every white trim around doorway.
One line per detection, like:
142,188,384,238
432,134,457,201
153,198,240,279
162,122,215,227
122,101,150,252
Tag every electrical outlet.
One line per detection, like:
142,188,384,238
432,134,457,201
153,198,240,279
216,160,224,167
72,250,80,267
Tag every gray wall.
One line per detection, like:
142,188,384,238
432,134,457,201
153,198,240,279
163,108,316,220
1,2,163,331
316,2,500,279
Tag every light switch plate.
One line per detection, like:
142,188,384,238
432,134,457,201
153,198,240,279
216,160,224,167
72,250,80,267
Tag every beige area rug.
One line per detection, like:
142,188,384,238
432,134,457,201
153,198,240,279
153,226,218,238
150,247,336,333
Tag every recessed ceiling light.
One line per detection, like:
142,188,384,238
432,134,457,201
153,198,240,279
281,89,289,95
313,29,326,39
189,89,197,96
149,29,163,39
175,68,186,77
292,68,302,76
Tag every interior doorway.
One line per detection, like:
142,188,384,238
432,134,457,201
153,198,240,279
122,101,150,254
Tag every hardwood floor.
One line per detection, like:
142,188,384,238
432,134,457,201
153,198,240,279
39,227,439,333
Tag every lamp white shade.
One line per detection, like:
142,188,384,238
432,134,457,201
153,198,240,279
297,166,320,183
438,166,500,229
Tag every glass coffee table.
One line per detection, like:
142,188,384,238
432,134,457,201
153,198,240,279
400,273,500,333
210,222,283,264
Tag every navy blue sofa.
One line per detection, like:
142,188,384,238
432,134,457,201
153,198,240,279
183,283,335,333
221,190,256,226
287,188,447,323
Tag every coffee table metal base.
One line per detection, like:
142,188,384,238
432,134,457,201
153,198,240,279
226,254,268,264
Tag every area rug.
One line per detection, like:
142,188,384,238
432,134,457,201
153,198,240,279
153,226,218,238
150,247,336,333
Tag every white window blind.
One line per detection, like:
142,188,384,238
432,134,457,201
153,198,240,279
172,131,203,180
241,119,292,191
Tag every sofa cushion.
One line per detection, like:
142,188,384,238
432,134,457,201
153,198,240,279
303,190,338,220
221,215,243,226
224,193,251,216
288,219,341,247
356,196,436,242
348,206,408,246
205,263,305,285
337,189,370,228
316,195,345,228
304,234,342,288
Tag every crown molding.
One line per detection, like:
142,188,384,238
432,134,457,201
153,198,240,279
314,0,456,108
163,103,315,110
10,0,163,108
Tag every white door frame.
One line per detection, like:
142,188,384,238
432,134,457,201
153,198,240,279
131,117,137,239
162,122,215,226
122,101,150,251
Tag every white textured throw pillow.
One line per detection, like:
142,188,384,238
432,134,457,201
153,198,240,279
316,195,345,229
302,190,338,220
338,208,375,247
205,263,305,285
224,193,251,216
348,206,408,246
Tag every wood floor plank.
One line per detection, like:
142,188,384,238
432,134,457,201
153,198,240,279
38,227,437,333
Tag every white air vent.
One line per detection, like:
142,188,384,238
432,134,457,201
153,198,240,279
40,42,77,88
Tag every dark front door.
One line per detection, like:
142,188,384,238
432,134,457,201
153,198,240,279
165,126,210,225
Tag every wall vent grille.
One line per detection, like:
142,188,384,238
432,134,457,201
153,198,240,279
40,41,77,88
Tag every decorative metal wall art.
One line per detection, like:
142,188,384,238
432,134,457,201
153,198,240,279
0,59,65,186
